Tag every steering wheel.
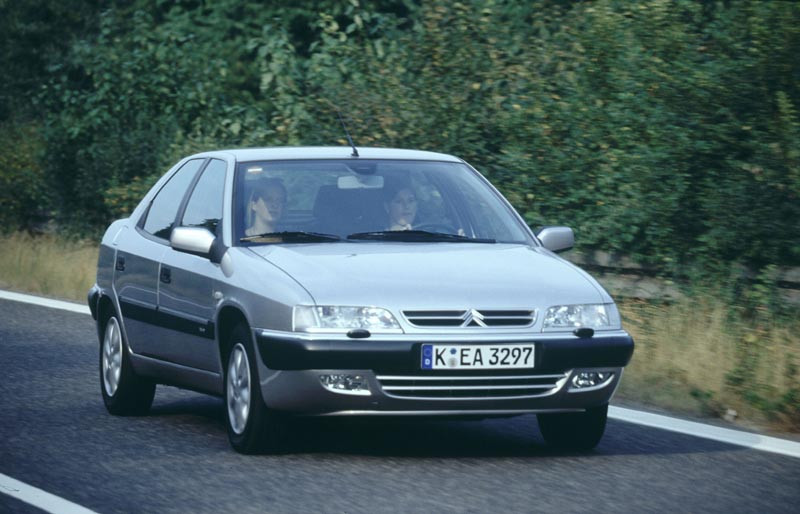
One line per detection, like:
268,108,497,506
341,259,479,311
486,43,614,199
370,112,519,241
413,222,459,235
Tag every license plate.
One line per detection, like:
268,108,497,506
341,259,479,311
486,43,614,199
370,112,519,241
420,344,535,370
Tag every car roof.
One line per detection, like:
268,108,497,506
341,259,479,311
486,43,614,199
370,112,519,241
189,146,464,163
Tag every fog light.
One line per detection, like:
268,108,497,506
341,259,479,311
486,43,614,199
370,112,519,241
571,372,613,389
319,374,371,396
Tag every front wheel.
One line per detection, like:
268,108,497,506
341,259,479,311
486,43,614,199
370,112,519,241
537,404,608,451
100,313,155,415
225,323,286,454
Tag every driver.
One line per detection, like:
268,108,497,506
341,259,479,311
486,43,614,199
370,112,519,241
245,178,287,236
384,185,417,231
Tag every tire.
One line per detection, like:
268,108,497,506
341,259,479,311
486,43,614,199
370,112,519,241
100,312,156,415
537,404,608,451
225,322,286,454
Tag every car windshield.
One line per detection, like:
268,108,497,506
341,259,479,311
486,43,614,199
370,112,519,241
234,159,532,245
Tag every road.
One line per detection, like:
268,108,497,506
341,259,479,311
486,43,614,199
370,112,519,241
1,298,798,513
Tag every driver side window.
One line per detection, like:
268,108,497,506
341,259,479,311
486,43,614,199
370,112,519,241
181,159,226,234
142,159,204,240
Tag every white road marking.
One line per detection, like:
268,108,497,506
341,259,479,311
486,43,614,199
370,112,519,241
609,406,800,458
0,290,91,315
0,473,98,514
2,288,800,461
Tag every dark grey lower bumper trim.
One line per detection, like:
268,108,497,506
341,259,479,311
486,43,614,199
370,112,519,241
256,333,634,372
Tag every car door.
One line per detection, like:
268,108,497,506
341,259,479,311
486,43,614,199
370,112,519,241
115,158,205,358
156,158,228,373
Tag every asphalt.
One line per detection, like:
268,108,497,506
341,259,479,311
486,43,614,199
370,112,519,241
1,299,799,513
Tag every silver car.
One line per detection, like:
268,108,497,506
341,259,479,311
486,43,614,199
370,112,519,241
88,147,634,453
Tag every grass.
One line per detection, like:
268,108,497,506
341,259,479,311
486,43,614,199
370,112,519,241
0,232,797,432
0,232,98,302
617,298,800,432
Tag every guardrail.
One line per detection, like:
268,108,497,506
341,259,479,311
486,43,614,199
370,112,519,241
565,251,800,304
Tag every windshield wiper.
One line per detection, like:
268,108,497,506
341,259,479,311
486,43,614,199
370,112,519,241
241,231,341,243
346,230,495,243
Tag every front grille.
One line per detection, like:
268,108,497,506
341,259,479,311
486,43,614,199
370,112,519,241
376,372,569,400
402,309,536,328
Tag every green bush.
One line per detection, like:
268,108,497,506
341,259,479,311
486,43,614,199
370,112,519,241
3,0,798,272
0,123,50,230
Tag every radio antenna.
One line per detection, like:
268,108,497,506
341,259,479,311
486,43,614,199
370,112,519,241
337,111,359,157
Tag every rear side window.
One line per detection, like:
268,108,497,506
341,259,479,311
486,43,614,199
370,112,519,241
143,159,204,240
181,159,226,234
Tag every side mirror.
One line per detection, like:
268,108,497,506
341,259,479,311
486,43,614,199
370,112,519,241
170,226,216,258
536,226,574,253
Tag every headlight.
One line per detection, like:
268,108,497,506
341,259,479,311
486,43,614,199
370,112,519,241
542,303,621,331
293,305,403,333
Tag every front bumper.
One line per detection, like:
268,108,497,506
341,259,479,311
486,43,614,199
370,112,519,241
253,330,634,416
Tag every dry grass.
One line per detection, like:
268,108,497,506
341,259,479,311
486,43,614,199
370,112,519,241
617,298,800,431
0,232,98,302
1,232,798,431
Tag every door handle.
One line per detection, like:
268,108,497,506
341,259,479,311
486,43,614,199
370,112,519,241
115,255,125,271
160,267,171,284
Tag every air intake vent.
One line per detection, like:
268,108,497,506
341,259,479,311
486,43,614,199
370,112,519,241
402,309,536,328
376,372,568,400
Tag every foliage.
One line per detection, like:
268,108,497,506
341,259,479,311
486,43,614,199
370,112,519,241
0,0,100,121
0,122,50,230
0,0,798,272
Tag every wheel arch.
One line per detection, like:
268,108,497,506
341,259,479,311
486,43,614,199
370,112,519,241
216,305,250,372
96,294,117,342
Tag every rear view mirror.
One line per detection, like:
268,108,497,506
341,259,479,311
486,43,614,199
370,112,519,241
338,175,384,189
536,226,574,253
171,226,216,258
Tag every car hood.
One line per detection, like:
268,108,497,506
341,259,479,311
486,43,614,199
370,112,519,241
247,243,605,310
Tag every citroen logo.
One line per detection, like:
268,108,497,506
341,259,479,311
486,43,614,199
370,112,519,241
462,309,488,328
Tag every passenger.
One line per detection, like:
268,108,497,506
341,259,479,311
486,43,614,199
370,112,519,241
245,178,287,236
384,185,417,231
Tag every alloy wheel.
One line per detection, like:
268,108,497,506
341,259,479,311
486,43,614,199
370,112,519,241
227,343,251,435
102,317,123,397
